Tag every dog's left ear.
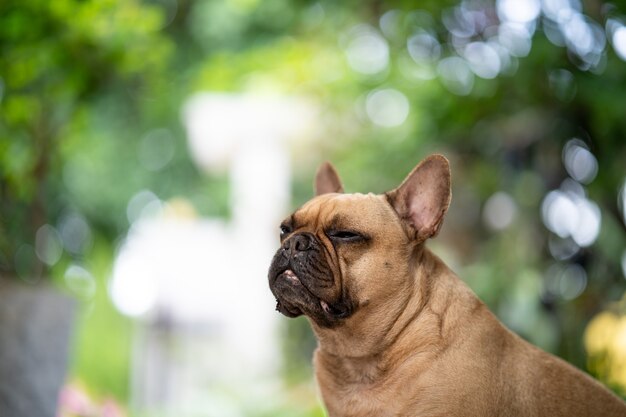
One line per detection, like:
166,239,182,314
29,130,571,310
386,154,451,242
315,161,344,195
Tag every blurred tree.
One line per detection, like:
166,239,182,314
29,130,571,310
0,0,172,277
0,0,181,408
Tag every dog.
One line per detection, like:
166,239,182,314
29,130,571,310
268,155,626,416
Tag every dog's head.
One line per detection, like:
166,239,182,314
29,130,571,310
268,155,451,329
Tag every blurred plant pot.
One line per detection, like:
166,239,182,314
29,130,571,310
0,278,75,417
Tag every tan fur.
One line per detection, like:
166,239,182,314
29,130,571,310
273,155,626,417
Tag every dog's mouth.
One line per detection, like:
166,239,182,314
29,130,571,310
274,270,304,317
273,268,345,320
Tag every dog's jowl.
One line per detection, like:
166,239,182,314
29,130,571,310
268,155,626,417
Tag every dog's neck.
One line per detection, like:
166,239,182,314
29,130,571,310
312,247,482,383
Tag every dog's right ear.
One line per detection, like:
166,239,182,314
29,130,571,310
315,161,344,196
386,154,451,242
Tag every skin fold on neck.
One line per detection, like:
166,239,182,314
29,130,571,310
313,247,480,386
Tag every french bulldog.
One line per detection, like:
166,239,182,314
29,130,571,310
268,154,626,416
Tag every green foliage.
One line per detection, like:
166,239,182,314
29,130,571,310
64,237,133,401
0,0,172,274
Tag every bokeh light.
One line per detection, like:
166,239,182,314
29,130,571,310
541,0,582,22
545,262,587,300
138,128,176,172
483,191,518,231
58,212,93,256
407,31,441,64
562,139,598,184
498,22,533,57
541,0,607,70
64,265,96,301
365,88,410,127
541,180,601,248
35,224,63,267
437,56,474,95
344,25,389,75
497,0,541,24
126,190,163,225
611,24,626,61
464,42,502,79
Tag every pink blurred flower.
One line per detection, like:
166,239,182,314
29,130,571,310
57,383,126,417
58,384,93,416
102,399,125,417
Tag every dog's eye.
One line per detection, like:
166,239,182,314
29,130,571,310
280,224,291,238
327,230,363,242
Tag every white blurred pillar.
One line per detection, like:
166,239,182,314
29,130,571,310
113,93,316,416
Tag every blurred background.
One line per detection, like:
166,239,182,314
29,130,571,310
1,0,626,416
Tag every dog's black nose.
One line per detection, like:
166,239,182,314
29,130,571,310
283,233,313,253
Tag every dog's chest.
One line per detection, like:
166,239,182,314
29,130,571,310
315,353,460,417
320,381,398,417
315,360,427,417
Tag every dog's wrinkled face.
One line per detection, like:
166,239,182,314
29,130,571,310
268,193,397,327
268,155,451,329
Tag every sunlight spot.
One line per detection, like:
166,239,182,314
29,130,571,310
497,0,540,24
127,190,163,224
612,26,626,61
483,192,517,230
64,264,96,300
541,0,581,22
542,190,578,238
498,22,533,57
59,212,93,255
345,25,389,75
407,31,441,63
562,139,598,184
571,198,600,247
541,185,601,247
442,5,481,39
365,88,409,127
437,56,474,95
379,9,401,40
464,42,501,79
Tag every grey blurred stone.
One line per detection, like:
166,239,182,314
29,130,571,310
0,280,75,417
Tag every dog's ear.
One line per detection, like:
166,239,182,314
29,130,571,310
386,154,451,242
315,161,344,195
